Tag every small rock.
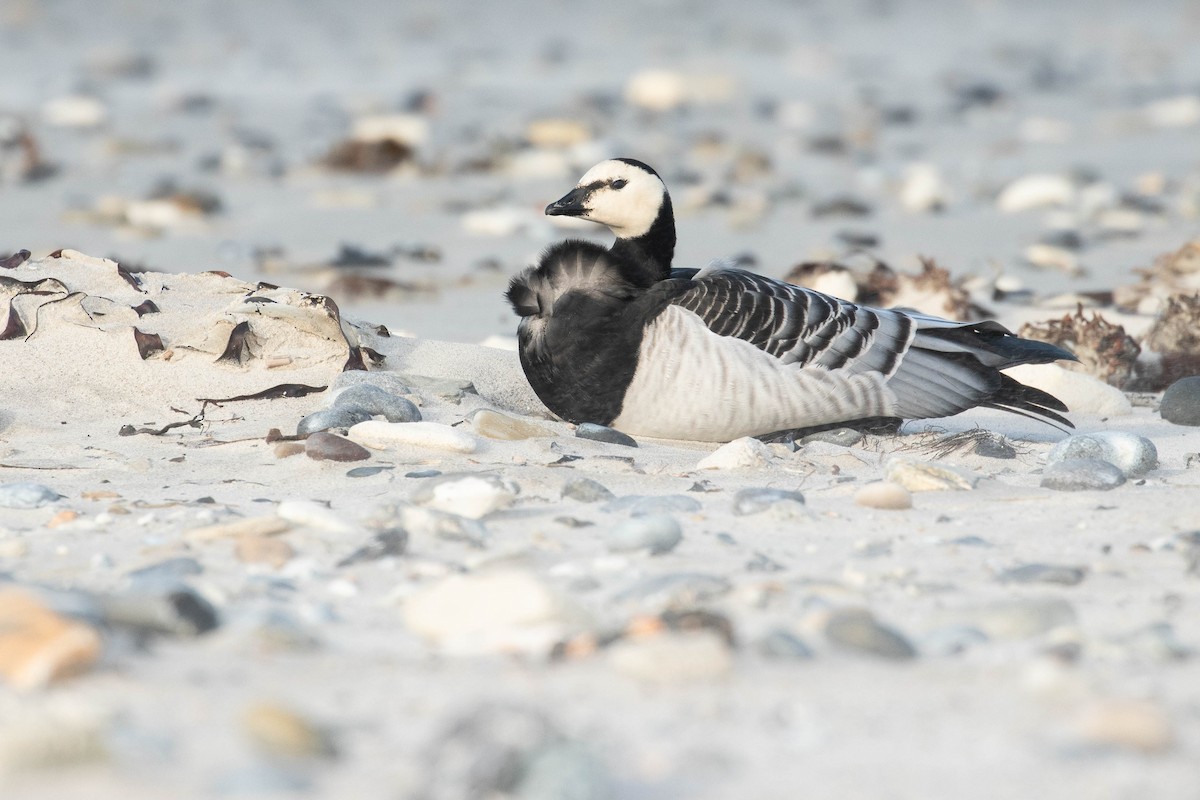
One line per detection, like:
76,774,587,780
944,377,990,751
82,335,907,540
42,94,107,128
296,406,373,435
346,466,391,478
410,473,519,519
1040,459,1126,491
732,487,805,516
277,500,356,534
974,434,1018,459
823,608,916,660
561,478,614,503
242,702,337,760
612,573,731,608
126,556,203,589
696,437,773,470
348,421,478,453
0,589,102,689
1160,376,1200,426
757,629,814,660
800,427,863,447
602,494,700,516
471,409,552,440
575,423,637,447
304,431,371,462
997,173,1075,212
1075,700,1174,753
745,551,786,572
625,69,688,111
336,530,408,567
186,516,290,542
0,483,62,509
884,459,976,491
235,536,295,569
605,515,682,555
854,482,912,510
608,631,732,681
330,384,421,423
1048,432,1157,477
899,162,948,213
997,563,1087,586
1143,94,1200,128
395,505,488,548
99,589,219,637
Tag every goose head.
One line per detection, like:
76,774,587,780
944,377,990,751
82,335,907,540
545,158,669,239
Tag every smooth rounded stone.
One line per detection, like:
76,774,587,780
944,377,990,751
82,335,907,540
608,631,732,682
1048,431,1157,477
996,173,1075,212
0,589,102,689
410,473,519,519
296,406,373,435
799,427,863,447
823,608,917,661
955,597,1077,640
235,536,295,569
611,572,732,608
696,437,772,470
575,423,637,448
732,487,805,516
395,505,488,548
346,466,391,478
304,431,371,462
98,588,219,637
348,420,478,453
402,570,576,655
516,742,613,800
998,563,1087,586
1040,458,1126,491
561,477,614,503
1075,700,1175,753
853,482,912,510
602,494,701,516
331,370,412,397
330,383,421,423
0,483,62,509
919,625,990,657
757,629,815,660
471,409,552,440
884,459,976,492
605,515,682,555
242,702,337,760
1159,376,1200,426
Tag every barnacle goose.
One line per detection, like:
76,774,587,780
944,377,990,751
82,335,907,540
507,158,1075,442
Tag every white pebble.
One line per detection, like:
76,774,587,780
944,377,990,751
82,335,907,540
996,173,1075,213
42,95,107,128
696,437,773,470
348,421,478,453
854,482,912,510
1048,432,1158,478
625,69,688,111
1002,364,1132,416
410,473,518,519
1143,95,1200,128
276,499,356,535
899,163,948,213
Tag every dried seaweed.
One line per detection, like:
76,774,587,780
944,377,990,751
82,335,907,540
197,384,327,406
120,408,206,436
133,327,164,359
922,428,1024,459
1020,305,1139,388
0,298,27,339
343,347,367,372
0,250,31,269
116,264,145,292
216,320,254,364
132,299,159,316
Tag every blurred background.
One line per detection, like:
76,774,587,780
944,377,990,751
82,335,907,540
2,0,1199,343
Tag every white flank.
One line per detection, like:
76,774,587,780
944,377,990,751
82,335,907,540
611,306,897,441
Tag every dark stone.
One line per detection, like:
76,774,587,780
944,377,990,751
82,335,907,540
575,423,637,447
824,608,916,660
305,432,370,462
1161,377,1200,426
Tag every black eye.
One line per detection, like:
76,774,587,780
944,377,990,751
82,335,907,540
611,179,627,190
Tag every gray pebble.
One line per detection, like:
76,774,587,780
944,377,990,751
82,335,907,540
973,434,1017,459
800,427,863,447
331,371,412,396
0,482,62,509
296,405,372,435
732,487,805,516
1048,431,1157,477
346,466,392,478
99,588,219,637
950,535,992,547
757,629,814,660
305,432,371,462
1160,377,1200,426
561,477,615,503
824,608,917,660
612,572,732,607
919,625,990,656
998,563,1088,586
332,384,421,422
406,469,441,478
602,494,701,516
575,423,637,447
1041,458,1126,491
605,515,682,555
337,530,408,567
126,556,203,590
715,532,737,546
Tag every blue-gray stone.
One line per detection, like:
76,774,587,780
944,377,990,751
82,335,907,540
800,427,863,447
1048,431,1157,477
998,563,1087,585
605,515,682,555
1161,377,1200,426
575,423,637,447
1040,458,1126,491
331,383,421,422
0,482,62,509
757,629,815,660
824,608,917,660
296,406,372,435
561,477,614,503
732,487,805,516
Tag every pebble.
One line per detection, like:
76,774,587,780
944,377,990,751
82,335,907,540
403,570,574,655
409,473,519,519
242,702,337,760
0,483,62,509
611,573,732,608
0,589,102,689
575,423,637,447
346,466,391,478
800,427,863,447
1075,700,1175,753
997,563,1088,586
996,173,1075,212
471,409,552,440
395,505,488,548
823,608,917,660
602,494,701,516
235,536,295,569
1160,376,1200,425
348,420,478,453
305,431,371,462
898,162,948,213
884,459,976,492
608,631,733,682
1143,94,1200,128
853,482,912,510
329,384,421,423
336,530,408,567
1047,431,1157,477
757,629,815,660
624,69,688,111
605,515,682,555
126,556,203,589
561,478,614,503
696,437,773,470
98,588,219,637
296,406,373,435
1040,458,1126,491
277,499,356,534
956,597,1076,640
732,487,805,516
42,94,107,128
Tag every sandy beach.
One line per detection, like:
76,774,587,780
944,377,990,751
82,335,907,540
2,1,1200,798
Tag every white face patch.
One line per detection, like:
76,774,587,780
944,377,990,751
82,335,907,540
573,160,666,238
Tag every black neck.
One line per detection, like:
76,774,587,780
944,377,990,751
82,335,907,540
610,193,675,283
